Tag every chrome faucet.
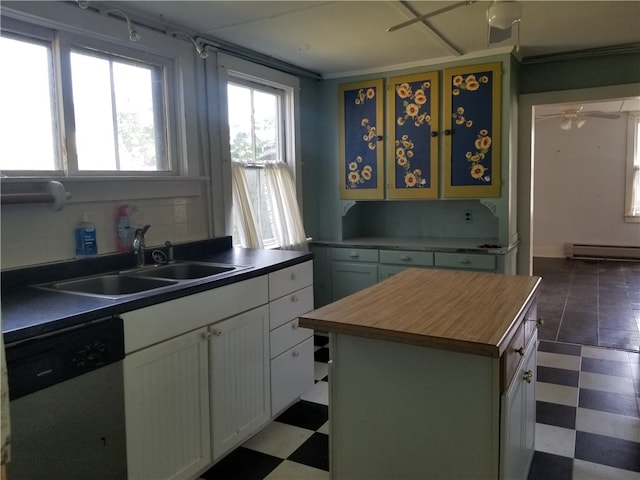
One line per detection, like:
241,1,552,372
165,240,175,263
132,225,150,267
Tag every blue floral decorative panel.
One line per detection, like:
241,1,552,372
339,79,384,200
387,71,439,199
444,63,501,198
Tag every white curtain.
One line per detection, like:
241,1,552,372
629,166,640,217
264,161,308,251
231,162,263,248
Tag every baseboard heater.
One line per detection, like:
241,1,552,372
565,243,640,260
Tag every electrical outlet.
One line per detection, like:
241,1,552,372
464,209,473,224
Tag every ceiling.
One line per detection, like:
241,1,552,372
102,1,640,78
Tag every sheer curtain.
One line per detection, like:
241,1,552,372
629,166,640,217
264,161,308,251
231,162,263,248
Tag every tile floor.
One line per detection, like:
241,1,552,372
533,257,640,352
201,258,640,479
200,335,331,480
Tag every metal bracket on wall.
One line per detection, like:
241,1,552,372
341,200,356,216
480,199,498,217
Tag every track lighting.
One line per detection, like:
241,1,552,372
105,9,141,42
170,31,208,59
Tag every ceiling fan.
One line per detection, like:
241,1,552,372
387,1,522,48
536,107,621,131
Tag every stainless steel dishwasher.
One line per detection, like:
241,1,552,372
5,316,127,480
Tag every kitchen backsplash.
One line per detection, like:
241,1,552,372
1,196,208,269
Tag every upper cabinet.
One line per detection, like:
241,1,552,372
339,79,385,200
387,71,439,199
338,61,502,201
443,62,502,198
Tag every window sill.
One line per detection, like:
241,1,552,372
1,176,210,204
624,215,640,223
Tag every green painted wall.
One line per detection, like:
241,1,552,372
519,51,640,94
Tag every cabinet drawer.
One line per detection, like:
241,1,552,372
331,248,379,263
378,264,430,281
434,252,496,271
379,250,434,267
270,318,313,359
271,337,314,416
500,321,526,393
269,261,313,300
269,285,314,330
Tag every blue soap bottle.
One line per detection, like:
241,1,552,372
75,212,98,256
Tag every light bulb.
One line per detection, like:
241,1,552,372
560,118,572,131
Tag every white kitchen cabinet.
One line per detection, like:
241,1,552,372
210,305,271,461
124,327,211,480
268,261,314,416
121,261,315,475
271,336,314,414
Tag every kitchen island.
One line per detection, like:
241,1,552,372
299,268,542,480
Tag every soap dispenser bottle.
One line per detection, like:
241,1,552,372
116,205,131,252
75,213,98,256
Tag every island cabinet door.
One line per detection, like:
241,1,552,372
500,329,537,480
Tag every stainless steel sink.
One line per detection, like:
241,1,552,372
43,274,179,299
130,262,240,280
38,261,247,299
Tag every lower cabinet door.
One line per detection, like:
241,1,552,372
124,327,211,480
500,330,537,480
331,262,378,301
271,337,314,416
210,305,271,461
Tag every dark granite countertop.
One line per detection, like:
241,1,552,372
2,237,313,344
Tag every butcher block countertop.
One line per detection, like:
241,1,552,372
299,268,541,358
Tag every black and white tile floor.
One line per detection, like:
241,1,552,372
201,259,640,479
200,335,331,480
202,335,640,479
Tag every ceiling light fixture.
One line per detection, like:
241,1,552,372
486,1,522,30
486,1,522,49
170,31,208,59
105,9,141,42
559,112,588,131
77,0,90,10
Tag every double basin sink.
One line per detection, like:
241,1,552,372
40,261,248,299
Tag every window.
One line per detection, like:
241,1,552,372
625,114,640,222
228,80,284,247
224,60,307,251
0,33,58,171
0,18,172,176
70,49,167,172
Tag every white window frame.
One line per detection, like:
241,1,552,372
624,113,640,222
217,53,303,243
218,54,302,195
0,14,180,178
